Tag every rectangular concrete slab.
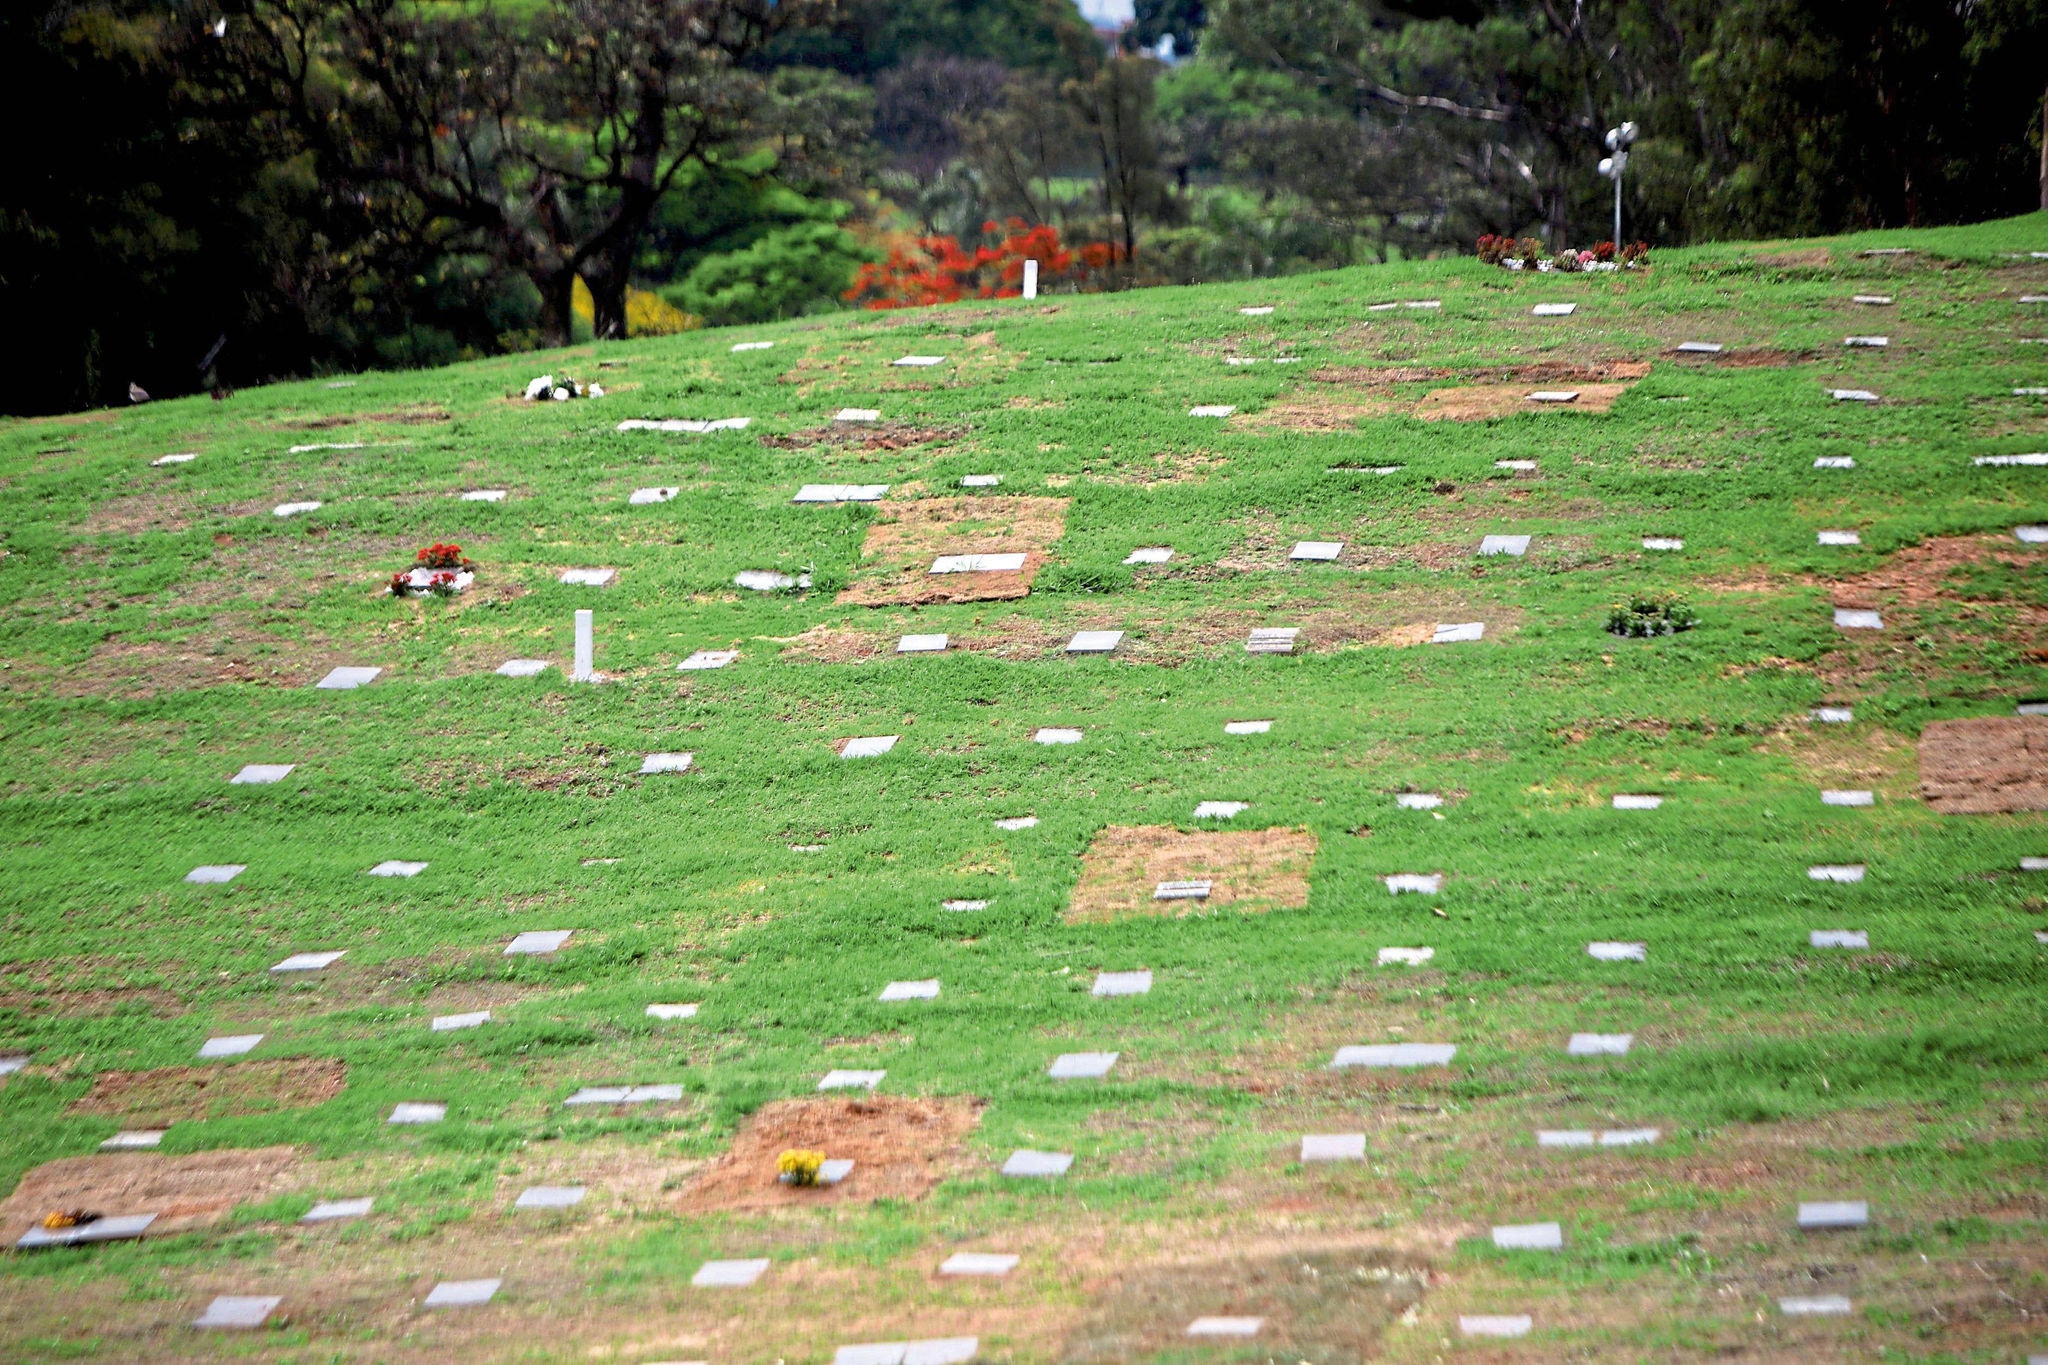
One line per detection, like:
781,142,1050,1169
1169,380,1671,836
940,1252,1018,1276
1527,390,1578,403
1532,302,1575,316
1493,1222,1563,1250
1395,793,1442,809
694,1258,771,1287
1048,1051,1118,1079
1301,1133,1366,1161
795,483,889,502
640,752,693,774
1187,1318,1263,1336
1331,1043,1456,1067
316,666,381,689
1124,546,1173,563
1813,706,1854,723
432,1011,489,1031
230,764,294,785
893,355,945,366
1385,873,1442,894
1779,1296,1852,1316
1815,456,1857,468
834,408,881,422
1289,541,1343,561
1643,537,1684,550
1035,727,1083,744
1002,1150,1072,1177
1153,879,1211,900
1831,389,1880,402
1246,627,1299,653
1494,459,1538,471
1810,929,1869,948
1675,342,1722,353
1808,864,1867,883
1599,1128,1661,1146
879,980,940,1001
506,930,572,954
819,1069,885,1090
1588,941,1646,961
1377,947,1434,965
368,860,427,877
1821,789,1874,806
101,1129,165,1149
1432,622,1484,643
646,1003,699,1020
1567,1033,1633,1056
1798,1200,1869,1229
1224,720,1272,734
424,1278,500,1308
1460,1315,1532,1337
897,634,948,653
1188,405,1236,417
302,1197,373,1224
388,1102,445,1124
199,1034,262,1058
186,865,245,884
1065,630,1123,653
1612,794,1662,810
514,1185,586,1209
1479,534,1530,555
497,659,549,677
1092,970,1152,997
1193,801,1247,819
1817,530,1862,546
461,488,507,501
959,474,1001,487
564,1084,683,1105
271,951,344,972
841,735,900,758
1538,1130,1595,1147
17,1212,156,1248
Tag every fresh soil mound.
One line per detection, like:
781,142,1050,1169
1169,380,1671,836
1919,715,2048,813
0,1146,298,1244
677,1095,983,1212
838,495,1068,607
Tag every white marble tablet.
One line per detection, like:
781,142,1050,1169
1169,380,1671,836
1331,1043,1455,1068
1527,390,1578,403
994,816,1039,830
1853,295,1893,305
835,408,881,422
1600,1128,1661,1146
1797,1200,1868,1229
431,1009,489,1032
1821,789,1874,806
1567,1033,1633,1056
1301,1133,1365,1161
506,930,572,954
732,340,774,351
1675,342,1722,354
1537,1130,1595,1148
1093,970,1151,997
388,1102,445,1124
819,1069,885,1091
1125,547,1174,564
1034,727,1083,744
735,570,800,591
199,1034,262,1058
287,443,361,453
931,553,1026,573
559,568,615,586
1588,941,1646,961
1815,456,1857,469
940,1252,1017,1276
230,764,294,785
1432,622,1484,643
1532,303,1576,316
1643,537,1684,550
2024,295,2048,303
17,1212,156,1247
0,1055,27,1076
841,735,899,758
616,417,751,432
1977,453,2048,466
694,1258,770,1287
942,899,989,911
2020,701,2048,714
880,980,940,1001
302,1197,373,1224
1385,873,1442,894
640,752,694,775
678,649,738,670
1834,608,1883,629
185,865,245,884
1844,336,1888,348
646,1003,699,1020
514,1185,585,1209
564,1084,683,1105
1808,864,1866,883
795,484,889,502
193,1294,282,1329
1817,530,1862,546
1066,630,1123,653
1154,879,1212,900
1612,794,1663,810
1048,1051,1118,1079
1188,1318,1263,1337
461,489,507,502
100,1130,164,1150
1779,1296,1851,1316
1378,947,1434,966
959,474,1002,487
1493,1222,1562,1250
1495,459,1538,471
497,659,549,677
1193,801,1248,819
2024,388,2048,397
1188,405,1236,417
368,860,427,877
629,486,679,505
424,1278,499,1308
893,355,945,366
1239,305,1274,315
1002,1150,1072,1177
273,501,322,517
1813,707,1854,723
1246,627,1298,654
1479,534,1530,556
1831,389,1880,402
817,1158,855,1185
316,666,381,689
152,452,198,466
1224,720,1272,734
897,634,949,653
1459,1315,1532,1338
270,951,344,973
1289,541,1343,561
2016,526,2048,543
1810,929,1869,948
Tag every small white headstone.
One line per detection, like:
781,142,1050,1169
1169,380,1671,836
940,1252,1017,1276
646,1003,699,1019
1527,390,1578,404
100,1130,164,1150
1808,864,1866,883
942,899,989,911
461,489,507,502
879,980,940,1002
424,1279,499,1308
1432,622,1484,643
1493,1222,1563,1250
230,764,293,785
1238,305,1274,316
1193,800,1247,818
185,865,245,884
1852,295,1893,305
1779,1296,1852,1316
1246,627,1298,654
639,752,693,775
514,1186,585,1209
316,666,381,690
1034,727,1083,744
368,860,427,877
897,634,949,654
1537,1130,1595,1148
1124,546,1174,564
1797,1200,1868,1229
732,340,774,351
893,355,945,367
1301,1133,1365,1161
835,408,881,423
1187,1317,1263,1337
270,951,343,973
959,474,1001,487
506,929,572,955
1093,970,1151,997
1675,342,1722,354
1813,706,1855,723
1830,389,1880,403
1588,941,1646,961
199,1034,262,1058
1479,534,1530,556
559,568,615,586
1153,879,1210,900
1289,541,1343,561
302,1197,372,1223
1002,1150,1072,1177
287,443,361,454
1224,720,1272,734
1600,1128,1660,1146
795,483,889,503
273,501,322,518
1567,1033,1633,1056
193,1295,280,1329
1066,630,1123,653
693,1258,771,1287
1022,258,1039,299
841,735,899,758
564,1084,683,1105
819,1069,884,1091
1187,405,1236,418
1815,456,1857,469
2020,701,2048,715
1643,537,1684,550
431,1010,489,1032
1396,793,1442,810
1495,459,1538,471
2014,526,2048,543
1385,873,1442,894
152,453,198,466
388,1102,445,1124
931,553,1026,573
1977,453,2048,466
678,649,738,670
1048,1051,1118,1079
2022,388,2048,397
628,486,679,505
1810,929,1869,948
1844,336,1889,348
1331,1043,1456,1068
497,659,549,677
1459,1315,1532,1338
0,1055,26,1075
1834,608,1883,629
1817,530,1862,546
1377,947,1434,966
1612,794,1663,810
994,816,1039,830
17,1212,156,1246
1821,789,1874,806
2021,856,2048,871
1532,303,1576,316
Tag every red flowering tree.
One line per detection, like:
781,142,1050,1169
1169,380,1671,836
844,220,1125,309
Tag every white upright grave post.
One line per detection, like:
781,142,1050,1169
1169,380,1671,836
573,609,595,682
1023,260,1039,300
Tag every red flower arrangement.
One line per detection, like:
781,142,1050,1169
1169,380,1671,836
844,221,1126,310
390,543,478,597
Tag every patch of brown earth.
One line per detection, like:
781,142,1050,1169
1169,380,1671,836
1414,381,1635,421
0,986,185,1018
281,407,450,429
1066,825,1317,924
1834,534,2033,607
1240,394,1400,432
1697,347,1814,368
1756,246,1834,268
676,1095,982,1211
73,489,200,535
61,636,342,699
759,422,966,453
1308,360,1650,387
67,1059,347,1126
1919,716,2048,813
837,495,1069,607
0,1146,298,1245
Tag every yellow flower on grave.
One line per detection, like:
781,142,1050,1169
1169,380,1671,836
777,1148,825,1186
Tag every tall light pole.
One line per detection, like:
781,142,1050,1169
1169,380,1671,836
1598,121,1637,248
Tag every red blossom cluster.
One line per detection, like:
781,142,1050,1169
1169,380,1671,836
415,542,473,570
844,221,1126,310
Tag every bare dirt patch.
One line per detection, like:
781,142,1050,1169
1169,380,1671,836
1919,715,2048,813
0,986,185,1018
280,406,450,429
1755,246,1834,268
1240,394,1400,432
1686,346,1813,368
836,495,1069,607
759,421,965,453
675,1095,982,1212
0,1146,298,1244
73,489,200,536
1066,825,1318,924
1414,381,1634,420
1308,360,1650,387
67,1059,346,1126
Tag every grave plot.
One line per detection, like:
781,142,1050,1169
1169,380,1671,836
1065,824,1318,923
65,1059,346,1127
1249,360,1650,430
677,1096,982,1211
0,1146,298,1245
1918,715,2048,812
835,496,1070,606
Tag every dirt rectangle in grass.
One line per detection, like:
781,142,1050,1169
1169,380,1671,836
1414,381,1636,420
1918,715,2048,812
65,1059,347,1126
0,1146,298,1244
1067,825,1317,924
837,496,1068,606
676,1095,982,1212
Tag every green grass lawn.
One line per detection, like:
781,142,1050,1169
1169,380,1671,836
0,214,2045,1362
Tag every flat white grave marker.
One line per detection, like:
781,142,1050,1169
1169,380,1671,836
1385,873,1442,894
835,408,881,423
1567,1033,1633,1056
1188,405,1235,418
892,355,945,366
959,474,1001,487
678,649,738,670
461,489,507,502
1377,947,1434,965
994,816,1039,830
506,930,571,955
316,666,380,690
819,1069,884,1091
564,1084,683,1105
1588,941,1646,961
1532,303,1576,316
1815,456,1857,469
303,1197,372,1224
841,735,899,758
1821,789,1873,806
18,1213,156,1247
897,634,948,653
273,501,322,518
940,1253,1017,1277
1193,800,1247,819
732,340,774,351
1301,1133,1366,1161
1643,537,1684,550
1289,541,1343,561
942,899,989,911
424,1279,500,1308
2015,526,2048,543
101,1130,165,1150
1124,546,1173,564
1479,534,1530,556
368,860,427,877
193,1294,282,1329
1092,970,1151,997
1459,1315,1532,1338
796,484,888,502
1187,1318,1263,1337
1613,794,1663,810
1830,389,1880,402
1599,1128,1661,1146
1818,530,1862,546
628,486,678,505
1154,880,1210,900
1034,727,1082,744
1239,305,1274,315
1974,452,2048,466
693,1258,770,1287
1495,459,1538,470
271,951,343,973
1432,622,1484,643
559,568,614,587
646,1003,699,1020
497,659,549,677
736,570,801,591
1780,1296,1852,1316
1852,294,1893,305
932,553,1026,573
639,753,693,775
1224,720,1272,734
1048,1051,1118,1079
230,764,293,785
0,1055,26,1075
1493,1222,1563,1250
1834,608,1883,629
616,417,750,432
199,1034,262,1058
1844,335,1889,348
1798,1200,1868,1229
431,1011,489,1032
388,1102,445,1124
1810,929,1869,948
152,453,198,466
1331,1043,1455,1068
1066,630,1123,653
186,865,244,885
879,980,940,1001
1002,1150,1072,1177
514,1186,585,1209
1808,864,1866,883
1246,627,1298,654
1813,706,1855,723
1675,342,1722,354
1527,390,1578,403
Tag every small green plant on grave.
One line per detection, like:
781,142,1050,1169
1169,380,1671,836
1607,595,1700,638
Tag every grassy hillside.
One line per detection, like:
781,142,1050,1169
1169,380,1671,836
1,213,2045,1362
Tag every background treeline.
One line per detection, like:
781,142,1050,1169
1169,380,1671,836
4,0,2045,415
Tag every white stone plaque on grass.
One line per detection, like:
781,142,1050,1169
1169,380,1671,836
497,659,549,677
564,1084,683,1105
388,1102,445,1124
1224,720,1272,734
898,632,950,653
1035,727,1083,744
1537,1130,1595,1148
193,1292,282,1329
1974,453,2048,466
1810,929,1869,948
940,1253,1018,1276
932,553,1026,573
287,443,362,454
1246,627,1298,654
1066,630,1123,653
1458,1315,1532,1338
1479,534,1530,556
646,1002,699,1020
186,865,245,884
1798,1200,1868,1229
732,340,774,352
1301,1133,1366,1161
628,486,679,506
431,1011,489,1032
959,474,1002,487
152,452,198,466
1813,706,1855,723
559,568,615,586
1048,1051,1117,1079
1331,1043,1455,1068
1567,1033,1633,1056
303,1197,372,1224
1588,941,1647,961
0,1055,27,1075
2022,388,2048,397
368,860,427,877
1821,789,1874,806
506,930,572,955
1844,336,1889,348
1834,608,1883,629
1093,970,1151,997
994,816,1039,830
1124,547,1174,564
461,489,507,502
1675,342,1723,354
199,1034,261,1058
1154,879,1212,901
316,666,380,690
2021,701,2048,715
694,1258,770,1287
1432,622,1484,643
1532,303,1576,316
942,899,990,911
678,649,738,670
880,980,940,1001
1002,1150,1072,1177
1831,389,1880,403
835,408,881,423
2024,295,2048,304
1643,537,1684,550
1808,864,1866,883
271,951,343,973
1188,1318,1263,1337
1527,391,1578,404
841,735,899,758
1815,456,1857,469
101,1129,165,1149
424,1279,499,1308
230,764,293,785
795,484,889,503
1493,1222,1562,1250
1779,1296,1851,1316
273,501,322,518
1818,530,1862,546
1495,459,1538,471
514,1186,585,1209
1852,294,1893,305
617,418,750,433
1601,1128,1660,1146
1238,305,1274,315
1378,947,1434,966
1385,873,1442,894
1289,541,1343,561
893,355,945,367
1188,405,1236,418
18,1213,156,1248
1193,800,1248,818
1612,795,1663,810
819,1069,884,1091
2015,526,2048,543
639,752,693,775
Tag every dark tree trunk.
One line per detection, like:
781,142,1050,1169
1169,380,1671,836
534,265,578,348
2040,83,2047,213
